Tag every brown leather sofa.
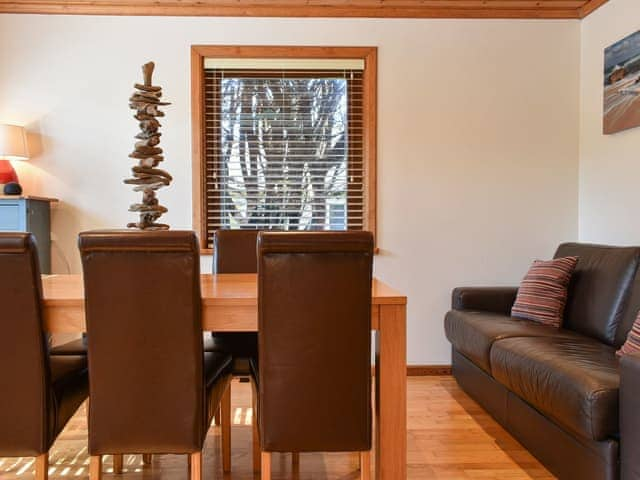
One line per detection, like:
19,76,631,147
445,243,640,480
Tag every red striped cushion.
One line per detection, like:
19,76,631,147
511,256,578,327
618,312,640,356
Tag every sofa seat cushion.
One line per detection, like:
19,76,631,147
445,310,575,374
618,310,640,356
490,335,620,441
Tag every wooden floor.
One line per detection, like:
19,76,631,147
0,377,554,479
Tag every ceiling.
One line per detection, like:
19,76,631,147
0,0,609,19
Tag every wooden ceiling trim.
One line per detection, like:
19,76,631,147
579,0,609,18
0,0,609,19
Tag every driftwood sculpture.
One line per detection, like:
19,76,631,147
124,61,172,230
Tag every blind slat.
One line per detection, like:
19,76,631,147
203,65,365,235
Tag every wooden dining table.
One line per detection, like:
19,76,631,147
41,273,407,480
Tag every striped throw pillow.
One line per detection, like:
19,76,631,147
511,256,578,327
618,312,640,356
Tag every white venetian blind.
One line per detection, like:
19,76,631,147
203,58,365,249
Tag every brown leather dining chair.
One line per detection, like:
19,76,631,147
208,229,259,377
0,232,89,480
205,228,260,472
253,231,374,480
78,230,233,480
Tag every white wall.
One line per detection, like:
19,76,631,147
0,15,580,365
580,0,640,245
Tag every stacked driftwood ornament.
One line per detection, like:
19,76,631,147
124,61,172,230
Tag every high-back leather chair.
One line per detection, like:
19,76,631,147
213,229,260,274
0,232,89,480
79,230,233,480
207,229,260,472
255,231,374,479
209,229,260,372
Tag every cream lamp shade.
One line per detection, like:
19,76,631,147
0,124,29,161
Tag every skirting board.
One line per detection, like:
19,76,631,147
407,365,452,376
371,365,452,376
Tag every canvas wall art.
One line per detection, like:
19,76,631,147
604,30,640,135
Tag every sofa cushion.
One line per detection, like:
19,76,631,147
618,310,640,356
615,267,640,348
451,287,518,315
555,243,640,345
490,335,620,441
511,256,578,327
445,310,574,374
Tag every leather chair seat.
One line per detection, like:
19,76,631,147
52,337,217,357
249,358,259,387
445,310,575,374
50,337,87,356
490,335,620,441
205,333,258,375
49,355,89,441
203,334,215,353
203,352,233,430
204,352,233,390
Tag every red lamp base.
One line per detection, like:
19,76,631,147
0,160,18,185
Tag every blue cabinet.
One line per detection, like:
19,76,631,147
0,196,56,274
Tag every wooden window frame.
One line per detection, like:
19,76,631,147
191,45,377,253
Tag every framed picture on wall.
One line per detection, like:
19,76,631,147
603,29,640,135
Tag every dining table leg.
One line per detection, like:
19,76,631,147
375,304,407,480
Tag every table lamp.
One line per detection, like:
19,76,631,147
0,124,29,194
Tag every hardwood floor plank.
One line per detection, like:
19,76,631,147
0,377,555,479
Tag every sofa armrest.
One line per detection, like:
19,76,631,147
451,287,518,315
621,352,640,480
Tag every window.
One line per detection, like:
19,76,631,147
192,46,377,251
